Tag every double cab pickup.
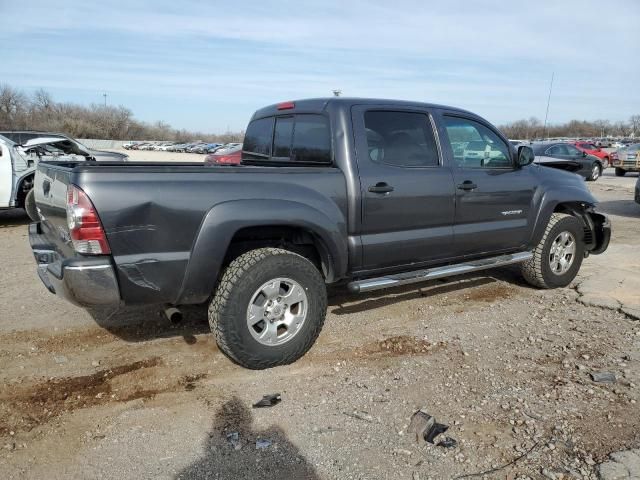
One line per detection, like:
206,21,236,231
29,98,610,369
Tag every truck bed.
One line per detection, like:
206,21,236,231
34,160,349,305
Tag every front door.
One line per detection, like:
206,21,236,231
352,106,456,271
439,114,538,256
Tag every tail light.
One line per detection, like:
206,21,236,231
204,151,241,166
66,185,110,254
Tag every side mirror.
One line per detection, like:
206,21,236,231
517,145,534,167
582,151,587,157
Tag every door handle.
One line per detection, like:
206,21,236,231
368,182,394,194
457,180,477,191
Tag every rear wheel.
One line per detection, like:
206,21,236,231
587,162,601,181
521,213,584,289
615,167,626,177
24,189,39,221
209,248,327,369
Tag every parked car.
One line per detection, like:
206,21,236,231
204,144,242,165
611,144,640,176
530,142,603,181
571,141,611,168
635,175,640,204
0,134,38,220
0,131,128,161
29,97,610,369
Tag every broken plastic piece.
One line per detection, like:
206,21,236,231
409,409,435,444
590,372,616,383
437,436,458,448
256,439,272,449
226,431,241,450
408,409,451,445
253,393,282,408
425,423,449,443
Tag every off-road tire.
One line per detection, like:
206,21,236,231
615,167,626,177
24,189,39,221
209,248,327,369
521,213,585,289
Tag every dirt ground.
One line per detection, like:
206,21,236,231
0,165,638,480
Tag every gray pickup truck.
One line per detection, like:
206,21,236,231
29,98,610,369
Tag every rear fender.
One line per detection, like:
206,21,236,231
176,199,348,304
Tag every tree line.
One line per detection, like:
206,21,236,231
498,116,640,140
0,84,243,143
1,84,638,142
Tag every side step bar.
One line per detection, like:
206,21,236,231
347,251,533,293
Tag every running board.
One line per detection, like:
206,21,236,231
347,252,533,293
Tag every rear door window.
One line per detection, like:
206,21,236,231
363,111,439,167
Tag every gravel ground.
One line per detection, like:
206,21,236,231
0,161,638,479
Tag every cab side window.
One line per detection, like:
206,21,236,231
443,116,511,168
363,111,439,167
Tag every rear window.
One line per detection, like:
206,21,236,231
242,117,274,159
243,114,331,165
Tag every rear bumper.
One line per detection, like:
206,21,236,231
29,223,121,307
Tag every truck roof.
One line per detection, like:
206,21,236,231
250,97,476,120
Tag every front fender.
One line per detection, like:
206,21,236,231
529,183,597,248
176,199,348,304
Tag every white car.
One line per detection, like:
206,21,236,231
0,135,38,220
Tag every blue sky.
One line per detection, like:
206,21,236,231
1,0,638,133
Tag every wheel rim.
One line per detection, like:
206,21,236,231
246,277,308,346
592,164,600,180
549,231,576,275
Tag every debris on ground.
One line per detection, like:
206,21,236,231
252,393,281,408
255,439,272,449
408,409,434,444
408,409,452,445
590,372,617,383
226,432,240,450
437,437,458,449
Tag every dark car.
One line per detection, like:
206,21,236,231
531,142,603,181
635,176,640,204
0,131,128,161
29,97,610,370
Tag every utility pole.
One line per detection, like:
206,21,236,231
103,93,107,107
542,72,554,140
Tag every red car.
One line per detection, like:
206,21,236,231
571,141,610,168
203,145,242,166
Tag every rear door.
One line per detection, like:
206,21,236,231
438,114,537,256
351,105,456,270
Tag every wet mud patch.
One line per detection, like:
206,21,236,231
462,283,516,303
361,335,447,356
0,357,166,435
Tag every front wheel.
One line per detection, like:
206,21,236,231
587,162,601,181
209,248,327,369
615,167,626,177
521,213,585,289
